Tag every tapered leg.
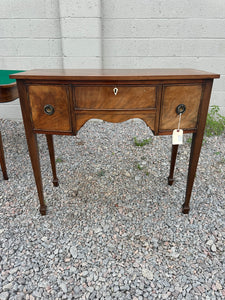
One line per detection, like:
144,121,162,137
182,80,213,214
0,131,8,180
46,134,59,187
27,133,47,215
168,144,179,185
17,81,46,215
182,132,202,214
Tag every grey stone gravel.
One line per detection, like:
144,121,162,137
0,118,225,299
0,292,9,300
70,246,78,259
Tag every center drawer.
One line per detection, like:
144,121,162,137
74,86,156,109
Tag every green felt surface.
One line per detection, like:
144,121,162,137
0,70,24,85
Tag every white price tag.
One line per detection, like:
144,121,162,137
172,129,183,145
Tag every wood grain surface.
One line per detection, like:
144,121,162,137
29,85,71,132
74,86,156,109
0,83,18,103
10,69,220,81
159,84,202,130
75,112,155,133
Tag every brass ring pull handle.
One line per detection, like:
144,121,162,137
113,87,118,96
176,104,186,115
44,104,55,116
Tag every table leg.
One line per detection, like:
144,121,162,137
26,133,47,215
182,80,213,214
168,144,178,185
0,131,8,180
17,81,47,215
182,132,202,214
46,134,59,187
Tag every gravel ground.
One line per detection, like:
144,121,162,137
0,118,224,300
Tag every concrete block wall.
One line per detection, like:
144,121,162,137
102,0,225,116
59,0,102,68
0,0,224,119
0,0,102,119
0,0,62,119
0,0,62,69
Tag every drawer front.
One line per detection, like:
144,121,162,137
74,86,156,109
159,84,202,131
29,85,71,132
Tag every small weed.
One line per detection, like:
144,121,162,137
137,164,144,170
134,137,152,147
203,138,207,145
205,105,225,137
135,162,149,176
221,158,225,164
97,169,105,177
215,151,221,155
186,137,206,145
56,157,64,163
187,106,224,143
186,137,192,144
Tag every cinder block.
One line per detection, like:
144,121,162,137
0,56,63,69
63,57,102,68
103,0,225,18
0,40,18,56
210,91,225,106
0,39,61,57
0,19,61,38
63,38,101,56
61,18,101,38
2,0,58,18
180,39,225,57
23,39,50,56
213,75,225,91
103,39,225,57
103,56,225,74
50,39,62,57
103,39,177,57
0,1,11,18
30,19,61,38
103,19,225,39
59,0,101,18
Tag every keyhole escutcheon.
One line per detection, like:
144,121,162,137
113,87,118,96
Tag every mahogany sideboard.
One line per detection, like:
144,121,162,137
10,69,220,215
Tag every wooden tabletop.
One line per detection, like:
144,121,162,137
10,69,220,81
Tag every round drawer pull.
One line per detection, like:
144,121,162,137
176,104,186,115
113,87,118,96
44,104,55,116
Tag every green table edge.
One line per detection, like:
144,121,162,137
0,70,25,85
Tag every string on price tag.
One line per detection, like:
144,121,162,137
172,113,183,145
